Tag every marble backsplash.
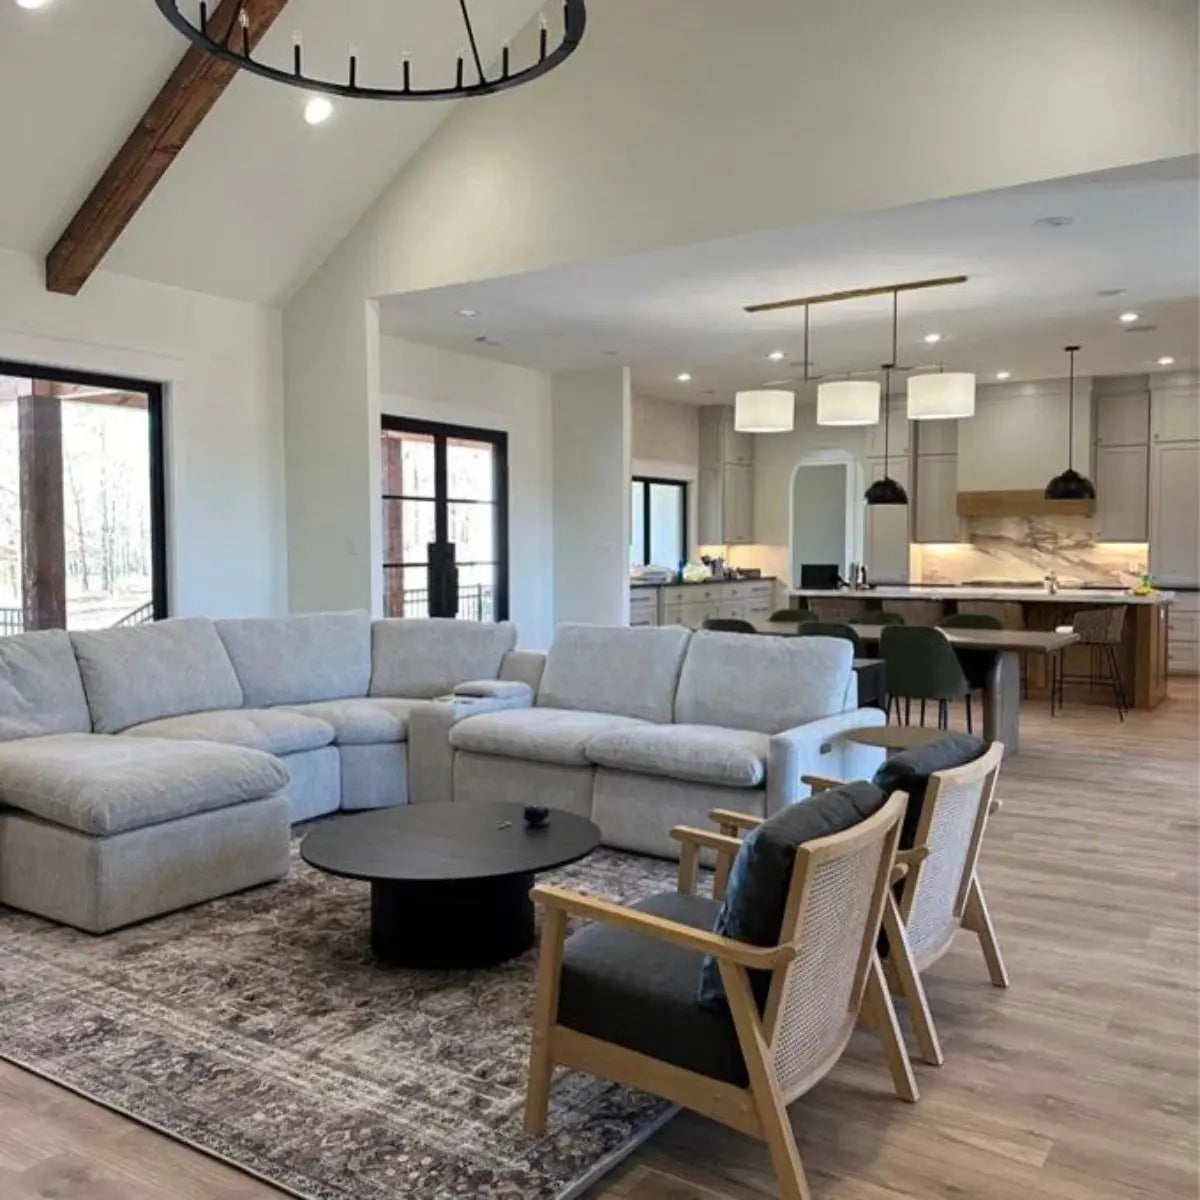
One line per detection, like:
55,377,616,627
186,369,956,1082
912,517,1148,587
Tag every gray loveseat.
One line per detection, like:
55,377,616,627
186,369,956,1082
448,625,887,858
0,614,527,932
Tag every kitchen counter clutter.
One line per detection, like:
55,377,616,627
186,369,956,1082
787,585,1174,605
629,577,777,628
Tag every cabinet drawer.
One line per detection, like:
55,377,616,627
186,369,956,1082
1169,592,1200,614
1169,611,1199,641
1168,640,1199,675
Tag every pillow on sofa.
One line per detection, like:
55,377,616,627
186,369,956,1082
71,618,243,734
216,612,372,708
697,780,886,1009
0,629,92,740
872,732,985,848
369,618,517,699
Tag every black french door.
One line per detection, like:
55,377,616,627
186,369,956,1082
381,417,508,621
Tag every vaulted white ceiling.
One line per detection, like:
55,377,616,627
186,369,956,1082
378,158,1200,398
0,0,543,303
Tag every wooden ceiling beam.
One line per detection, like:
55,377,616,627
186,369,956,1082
45,0,290,296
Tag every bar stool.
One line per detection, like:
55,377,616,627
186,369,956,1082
1059,606,1129,720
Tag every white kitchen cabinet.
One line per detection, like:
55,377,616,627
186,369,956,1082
1149,440,1200,585
914,454,959,544
1095,387,1150,447
914,419,957,457
864,458,910,583
1168,593,1199,676
699,405,754,467
1095,444,1149,541
865,407,911,460
1151,381,1200,444
722,463,754,545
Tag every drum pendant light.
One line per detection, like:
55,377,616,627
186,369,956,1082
735,389,794,432
1044,345,1095,500
907,368,976,420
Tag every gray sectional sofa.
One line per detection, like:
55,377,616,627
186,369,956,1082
0,614,885,935
0,614,524,932
448,624,886,858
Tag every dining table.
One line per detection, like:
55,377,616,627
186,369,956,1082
753,620,1080,755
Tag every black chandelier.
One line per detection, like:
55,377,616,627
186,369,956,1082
154,1,587,102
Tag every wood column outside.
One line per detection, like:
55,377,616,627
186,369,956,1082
18,383,66,630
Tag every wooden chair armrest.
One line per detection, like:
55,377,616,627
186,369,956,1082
801,773,846,792
891,846,929,886
531,884,794,969
708,809,762,833
669,826,744,855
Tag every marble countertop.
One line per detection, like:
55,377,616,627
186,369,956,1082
630,576,777,589
786,585,1174,605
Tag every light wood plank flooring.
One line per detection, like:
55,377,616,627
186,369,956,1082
2,684,1197,1200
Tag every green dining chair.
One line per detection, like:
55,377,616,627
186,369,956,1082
796,621,864,656
703,617,757,634
879,625,970,730
769,607,815,624
874,611,906,625
938,612,1002,734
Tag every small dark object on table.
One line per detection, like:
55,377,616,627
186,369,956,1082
524,805,551,829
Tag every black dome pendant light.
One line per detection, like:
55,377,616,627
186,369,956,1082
865,289,909,506
1044,344,1096,500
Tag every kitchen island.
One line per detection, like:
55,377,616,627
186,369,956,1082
786,585,1174,710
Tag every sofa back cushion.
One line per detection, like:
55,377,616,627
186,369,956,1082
537,624,691,724
369,618,518,699
0,629,92,741
674,631,852,734
216,611,372,707
71,618,243,734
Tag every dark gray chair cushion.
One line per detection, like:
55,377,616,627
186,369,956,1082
698,781,887,1010
872,733,985,848
557,891,748,1086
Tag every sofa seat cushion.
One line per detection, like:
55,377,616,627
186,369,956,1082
277,698,424,746
558,890,746,1085
122,709,334,756
0,733,288,836
586,725,769,789
449,708,649,767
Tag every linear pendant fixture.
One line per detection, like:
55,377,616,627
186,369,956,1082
1044,345,1096,500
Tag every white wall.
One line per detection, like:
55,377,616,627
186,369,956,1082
552,367,631,626
0,248,286,618
791,463,849,579
631,395,699,556
283,0,1196,611
379,337,555,647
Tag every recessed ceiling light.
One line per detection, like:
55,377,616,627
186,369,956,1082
677,373,692,383
923,332,942,345
303,96,334,125
456,308,478,319
995,370,1011,381
1118,311,1139,324
14,0,53,8
768,350,786,361
1096,287,1127,297
1157,356,1176,366
1033,215,1073,227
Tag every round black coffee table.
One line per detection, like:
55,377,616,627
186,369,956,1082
300,801,601,968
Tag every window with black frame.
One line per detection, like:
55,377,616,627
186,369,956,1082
630,477,687,570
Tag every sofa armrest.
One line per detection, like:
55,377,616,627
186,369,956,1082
766,707,887,813
453,679,534,704
499,650,547,694
407,694,527,806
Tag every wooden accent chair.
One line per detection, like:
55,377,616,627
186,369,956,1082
804,739,1009,1069
525,789,917,1200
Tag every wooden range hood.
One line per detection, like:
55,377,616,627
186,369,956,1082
956,490,1096,518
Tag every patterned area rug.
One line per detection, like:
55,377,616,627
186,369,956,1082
0,844,688,1199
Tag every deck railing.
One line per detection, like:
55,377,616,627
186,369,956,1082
397,584,496,622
